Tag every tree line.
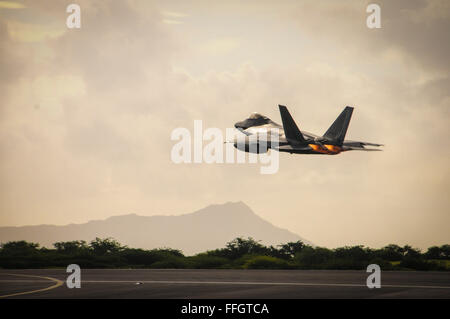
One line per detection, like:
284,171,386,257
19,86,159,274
0,237,448,270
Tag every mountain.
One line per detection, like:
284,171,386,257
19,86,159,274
0,202,311,255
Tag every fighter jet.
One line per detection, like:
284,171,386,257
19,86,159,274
233,105,383,154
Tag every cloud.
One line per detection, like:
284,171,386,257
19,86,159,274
200,37,240,55
162,10,188,24
0,0,448,249
289,0,450,74
0,1,25,9
6,20,65,42
162,11,188,18
163,19,183,25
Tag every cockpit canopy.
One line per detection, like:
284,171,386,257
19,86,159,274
235,113,271,130
248,112,265,120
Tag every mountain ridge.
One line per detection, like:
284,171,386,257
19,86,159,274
0,201,312,255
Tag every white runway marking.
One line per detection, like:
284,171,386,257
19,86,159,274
2,279,447,290
83,280,450,289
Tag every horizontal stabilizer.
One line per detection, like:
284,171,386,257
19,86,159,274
343,140,384,148
346,147,383,151
361,142,384,147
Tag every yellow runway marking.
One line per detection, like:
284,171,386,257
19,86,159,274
0,273,64,298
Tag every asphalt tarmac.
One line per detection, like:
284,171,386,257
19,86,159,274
0,269,449,299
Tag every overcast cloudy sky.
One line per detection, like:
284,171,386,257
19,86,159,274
0,0,448,249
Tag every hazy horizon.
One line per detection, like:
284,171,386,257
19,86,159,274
0,0,449,251
0,201,311,255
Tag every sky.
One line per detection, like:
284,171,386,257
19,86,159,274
0,0,449,250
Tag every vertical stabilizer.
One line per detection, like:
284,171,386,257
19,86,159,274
323,106,353,145
278,105,307,144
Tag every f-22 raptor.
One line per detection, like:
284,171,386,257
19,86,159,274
233,105,383,155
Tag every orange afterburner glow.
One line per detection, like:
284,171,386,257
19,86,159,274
324,144,343,154
308,144,343,154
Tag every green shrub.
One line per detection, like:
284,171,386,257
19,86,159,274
400,257,439,271
294,246,333,269
189,254,230,269
243,256,290,269
150,257,189,269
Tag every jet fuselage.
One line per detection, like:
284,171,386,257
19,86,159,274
233,106,382,155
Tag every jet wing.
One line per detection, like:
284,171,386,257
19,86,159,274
276,144,312,152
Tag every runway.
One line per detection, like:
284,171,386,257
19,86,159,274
0,269,449,298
